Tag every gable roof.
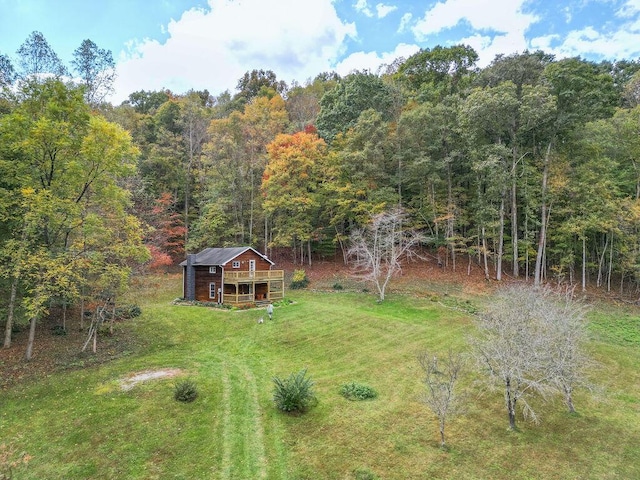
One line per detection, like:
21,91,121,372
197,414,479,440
179,247,274,267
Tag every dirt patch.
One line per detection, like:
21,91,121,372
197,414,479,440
120,368,183,391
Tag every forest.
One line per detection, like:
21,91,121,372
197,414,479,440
2,32,640,357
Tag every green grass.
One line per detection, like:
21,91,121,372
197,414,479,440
1,277,639,479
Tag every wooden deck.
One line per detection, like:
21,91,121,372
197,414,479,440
224,270,284,281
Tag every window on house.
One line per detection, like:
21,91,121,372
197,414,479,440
209,266,216,274
232,261,240,268
209,282,216,299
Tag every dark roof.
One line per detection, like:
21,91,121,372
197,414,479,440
179,247,274,267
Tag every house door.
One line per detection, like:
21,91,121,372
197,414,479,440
249,259,255,277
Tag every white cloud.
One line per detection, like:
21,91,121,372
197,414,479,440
398,12,413,33
111,0,356,103
354,0,374,17
334,43,419,75
529,0,640,62
354,0,397,19
531,25,640,60
412,0,538,40
410,0,538,65
616,0,640,18
376,3,397,18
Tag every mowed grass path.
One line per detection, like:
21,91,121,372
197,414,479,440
1,276,639,479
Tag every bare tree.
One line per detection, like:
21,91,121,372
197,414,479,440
418,349,465,448
471,284,593,429
348,207,425,301
538,287,592,413
470,285,552,429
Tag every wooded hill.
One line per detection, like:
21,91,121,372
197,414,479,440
2,34,640,357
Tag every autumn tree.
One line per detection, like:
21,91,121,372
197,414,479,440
198,92,289,247
262,130,336,263
0,79,146,357
348,207,425,301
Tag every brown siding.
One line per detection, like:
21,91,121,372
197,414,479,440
225,251,272,271
194,266,223,302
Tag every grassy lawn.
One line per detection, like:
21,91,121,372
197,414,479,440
1,275,639,479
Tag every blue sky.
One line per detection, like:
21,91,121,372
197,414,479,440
1,0,639,103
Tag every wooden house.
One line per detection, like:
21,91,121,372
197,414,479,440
180,247,284,305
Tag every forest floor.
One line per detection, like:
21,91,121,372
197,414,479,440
0,255,634,390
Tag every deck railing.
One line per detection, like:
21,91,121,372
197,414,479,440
224,270,284,281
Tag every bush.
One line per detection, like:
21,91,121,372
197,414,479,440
273,369,317,414
174,380,198,403
332,283,343,290
340,381,378,401
290,269,309,290
50,325,67,336
115,304,142,319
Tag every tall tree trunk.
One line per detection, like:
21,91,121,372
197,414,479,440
512,150,519,277
534,143,552,287
596,234,608,288
80,291,85,330
482,226,490,281
497,194,505,281
608,233,614,292
506,379,517,430
24,316,37,361
3,276,19,348
447,162,456,271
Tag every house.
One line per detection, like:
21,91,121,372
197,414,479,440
180,247,284,305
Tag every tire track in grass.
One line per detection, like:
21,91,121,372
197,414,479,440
219,359,267,480
243,365,267,480
220,361,232,480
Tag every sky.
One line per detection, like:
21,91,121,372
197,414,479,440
1,0,639,104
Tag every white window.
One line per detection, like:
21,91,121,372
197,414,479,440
232,261,240,268
209,266,216,274
209,282,216,299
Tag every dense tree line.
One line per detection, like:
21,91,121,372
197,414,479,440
3,32,640,357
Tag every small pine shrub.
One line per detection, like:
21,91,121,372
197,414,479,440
51,325,67,336
273,369,317,414
332,283,343,290
174,379,198,403
340,381,378,401
290,269,309,290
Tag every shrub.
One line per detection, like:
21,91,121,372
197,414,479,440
174,380,198,403
332,283,343,290
51,325,67,336
290,269,309,290
115,304,142,319
273,369,317,414
340,381,378,401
